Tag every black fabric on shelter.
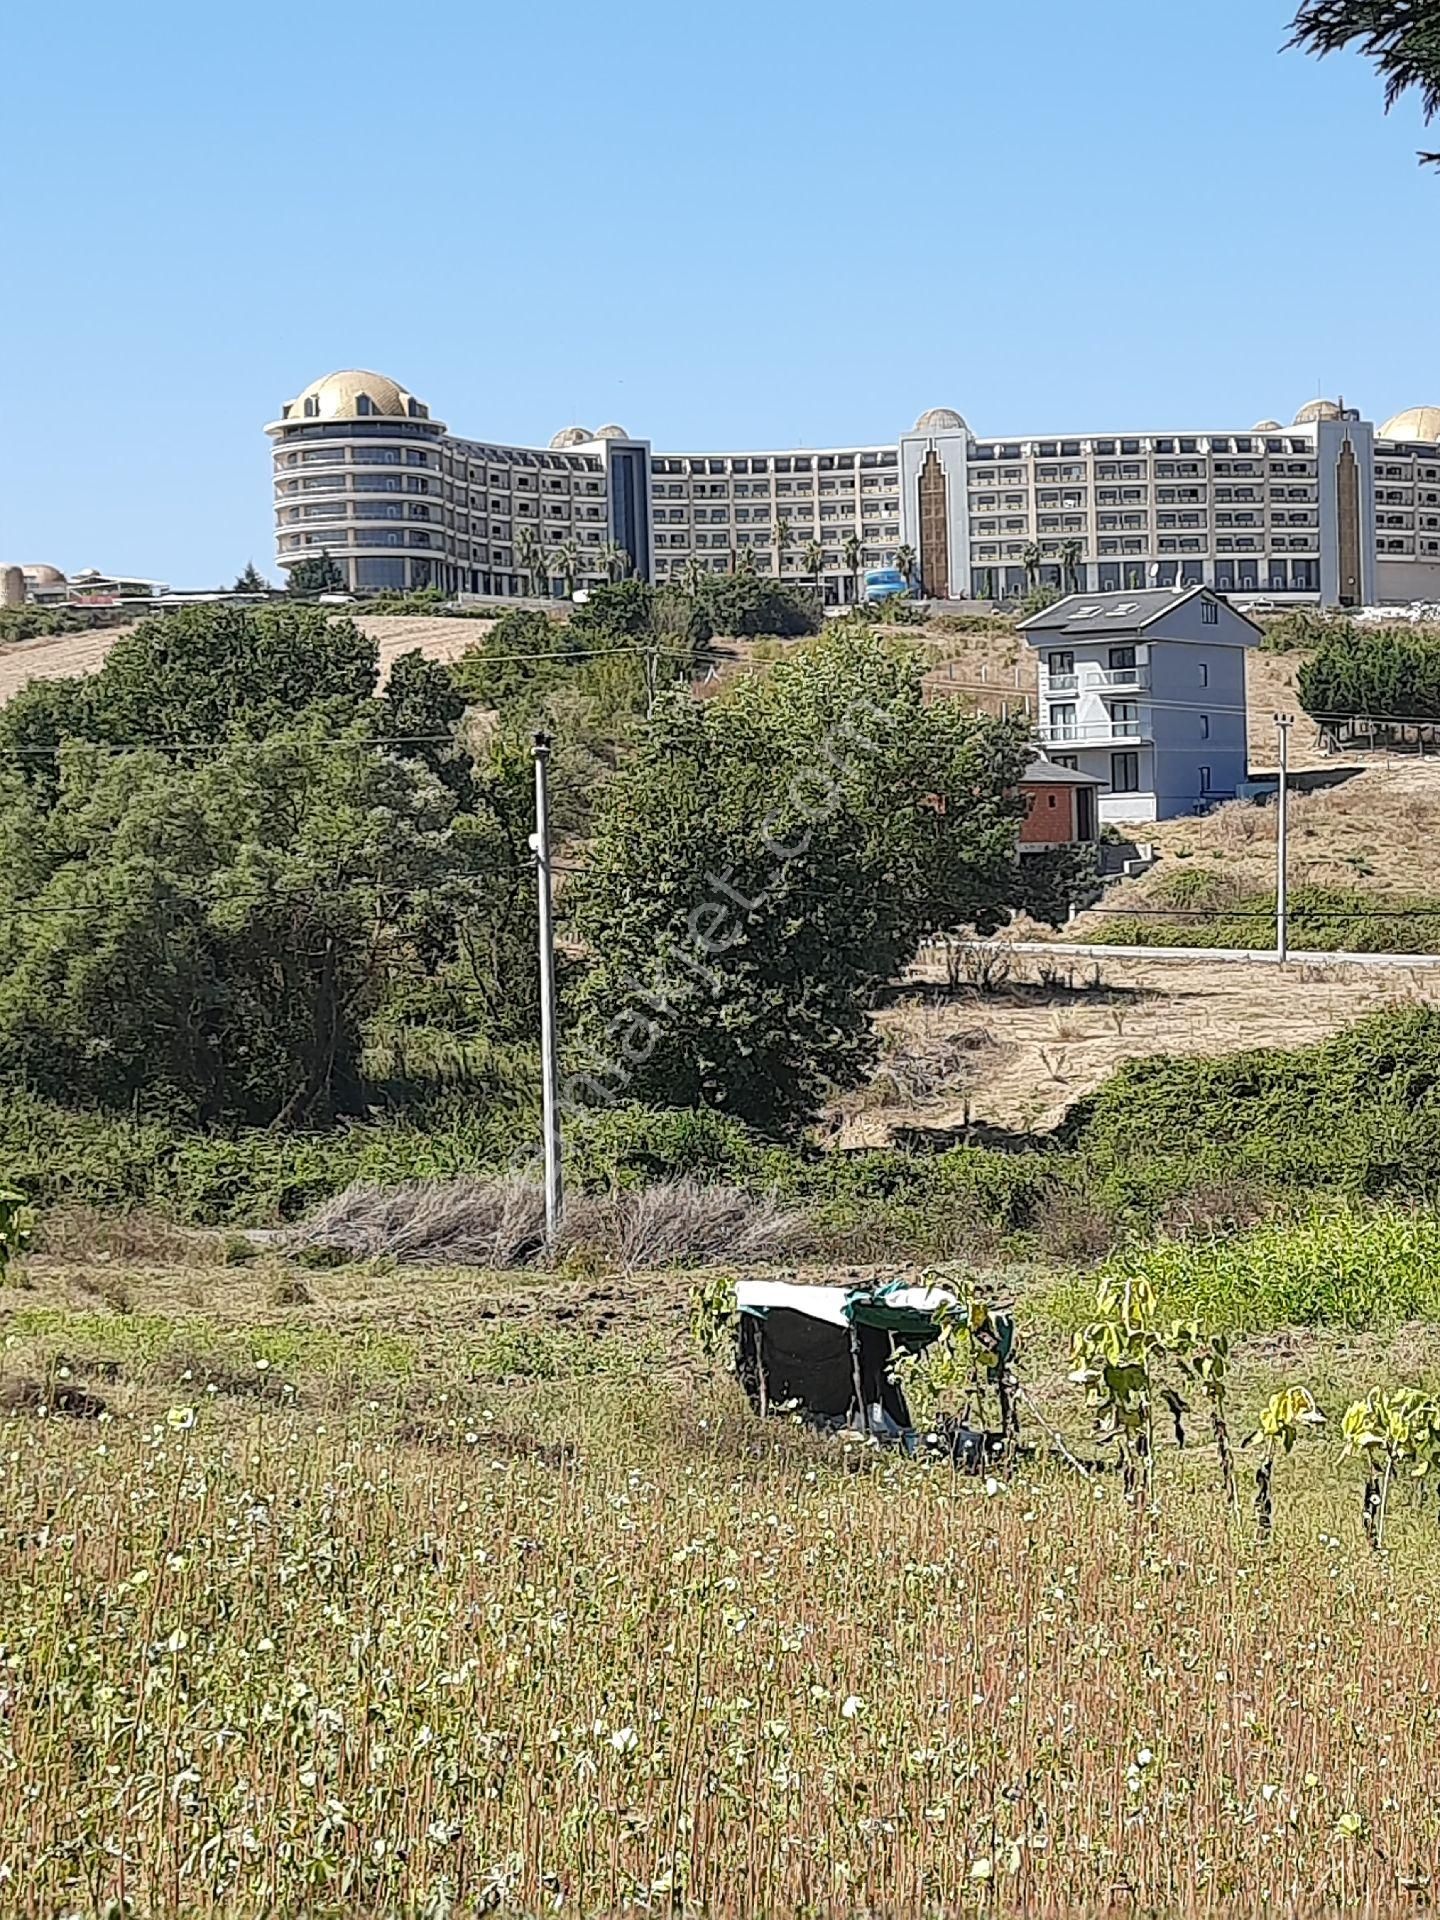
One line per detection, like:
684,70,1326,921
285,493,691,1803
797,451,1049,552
737,1312,914,1428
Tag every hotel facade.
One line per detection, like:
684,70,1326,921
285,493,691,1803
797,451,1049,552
268,374,1440,609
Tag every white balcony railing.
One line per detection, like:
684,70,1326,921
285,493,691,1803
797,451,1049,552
1085,665,1150,690
1039,721,1151,748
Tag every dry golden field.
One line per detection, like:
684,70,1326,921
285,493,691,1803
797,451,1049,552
5,1244,1440,1917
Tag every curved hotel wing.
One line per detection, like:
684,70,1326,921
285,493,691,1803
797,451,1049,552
268,374,1440,608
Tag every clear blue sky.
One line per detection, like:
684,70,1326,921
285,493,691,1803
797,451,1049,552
4,0,1437,586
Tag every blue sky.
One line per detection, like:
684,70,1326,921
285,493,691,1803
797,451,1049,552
4,0,1437,585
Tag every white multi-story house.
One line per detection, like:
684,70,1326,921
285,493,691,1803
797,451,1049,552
1019,587,1260,824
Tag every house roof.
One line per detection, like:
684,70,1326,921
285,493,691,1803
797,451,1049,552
1019,584,1261,640
1022,756,1102,786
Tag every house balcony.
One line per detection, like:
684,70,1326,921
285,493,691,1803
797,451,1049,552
1084,665,1150,690
1039,720,1153,748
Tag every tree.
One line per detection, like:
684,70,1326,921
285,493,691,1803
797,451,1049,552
1021,541,1042,591
773,516,793,582
550,544,577,599
803,539,825,592
691,573,821,639
568,628,1034,1136
1060,538,1083,594
287,550,345,596
598,541,632,583
381,648,473,802
1297,626,1440,722
842,532,863,605
1289,1,1440,162
0,717,491,1126
233,561,269,594
895,543,917,589
515,525,546,597
0,605,380,795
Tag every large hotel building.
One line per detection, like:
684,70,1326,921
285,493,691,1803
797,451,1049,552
268,373,1440,609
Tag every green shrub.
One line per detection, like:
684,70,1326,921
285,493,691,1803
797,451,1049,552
1062,1007,1440,1200
1097,1207,1440,1332
1089,883,1440,954
1298,627,1440,722
1257,608,1350,654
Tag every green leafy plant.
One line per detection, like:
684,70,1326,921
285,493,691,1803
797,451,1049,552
1168,1322,1237,1510
1245,1386,1325,1542
892,1288,1018,1443
1070,1274,1164,1509
689,1271,738,1364
1341,1388,1440,1548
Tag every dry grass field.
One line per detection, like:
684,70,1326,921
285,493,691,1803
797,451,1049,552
836,946,1440,1144
0,614,496,704
7,1242,1440,1917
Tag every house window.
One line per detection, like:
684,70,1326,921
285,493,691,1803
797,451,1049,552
1052,756,1078,770
1199,766,1212,792
1198,662,1209,686
1108,645,1137,670
1200,715,1210,739
1201,599,1219,625
1110,701,1139,730
1049,703,1077,742
1111,751,1141,793
1046,650,1074,676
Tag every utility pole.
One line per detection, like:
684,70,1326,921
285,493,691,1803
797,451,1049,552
531,731,564,1238
1275,713,1293,964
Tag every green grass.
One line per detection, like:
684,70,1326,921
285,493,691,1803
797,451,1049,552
1031,1205,1440,1335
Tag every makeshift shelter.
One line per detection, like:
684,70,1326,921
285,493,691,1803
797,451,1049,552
734,1279,973,1438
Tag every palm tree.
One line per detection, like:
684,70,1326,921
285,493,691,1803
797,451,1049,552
1021,541,1042,592
773,516,792,582
894,542,917,591
842,532,863,606
515,525,549,597
802,538,824,593
681,555,708,595
549,543,576,599
735,544,758,576
599,541,631,583
1060,538,1083,595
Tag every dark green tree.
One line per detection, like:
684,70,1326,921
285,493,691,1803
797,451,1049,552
381,649,473,802
0,605,379,774
0,716,490,1126
287,550,346,595
1298,627,1440,721
232,561,270,593
1289,2,1440,162
567,628,1033,1135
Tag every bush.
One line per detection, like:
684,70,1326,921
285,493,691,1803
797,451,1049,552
1257,608,1351,654
1061,1006,1440,1200
692,575,821,638
288,1175,802,1270
0,606,133,643
1098,1207,1440,1332
1298,627,1440,722
1089,881,1440,953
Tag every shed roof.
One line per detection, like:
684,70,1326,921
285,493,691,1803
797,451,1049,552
1022,756,1102,786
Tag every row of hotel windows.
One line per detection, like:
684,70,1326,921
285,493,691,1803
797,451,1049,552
649,452,898,475
970,436,1315,461
974,512,1319,532
653,483,900,501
